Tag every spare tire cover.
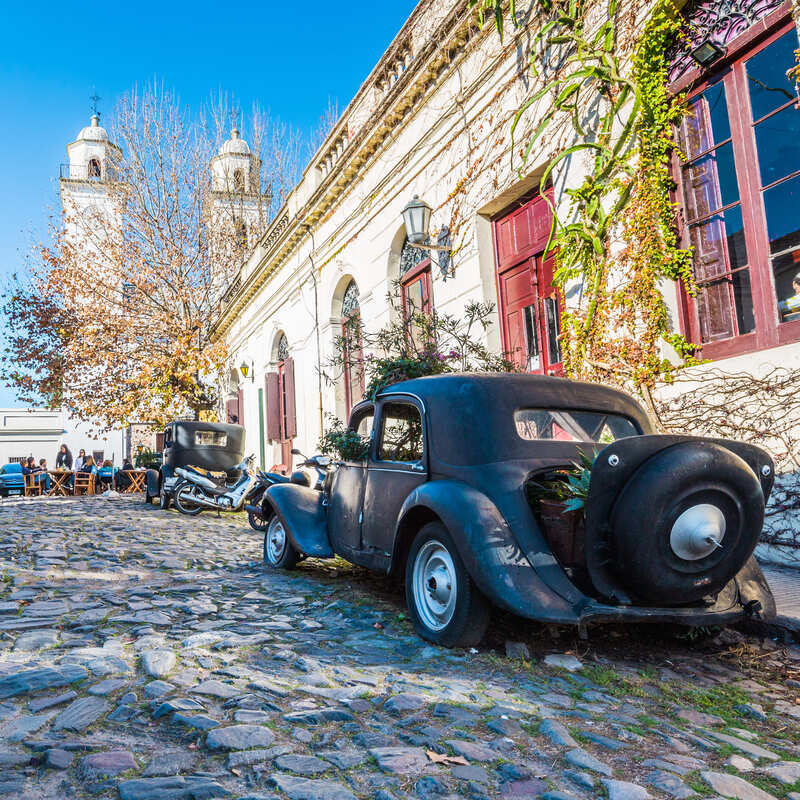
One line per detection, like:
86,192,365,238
609,441,764,605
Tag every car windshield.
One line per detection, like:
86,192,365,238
514,409,639,443
194,431,227,447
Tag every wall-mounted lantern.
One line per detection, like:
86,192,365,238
690,39,726,69
401,195,453,280
239,360,254,381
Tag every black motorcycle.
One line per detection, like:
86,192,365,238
245,469,291,531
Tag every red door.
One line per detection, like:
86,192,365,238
494,193,562,374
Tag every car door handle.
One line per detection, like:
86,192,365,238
411,463,425,473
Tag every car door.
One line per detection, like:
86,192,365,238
326,404,374,558
361,396,428,560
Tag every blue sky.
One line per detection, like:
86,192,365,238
0,0,418,407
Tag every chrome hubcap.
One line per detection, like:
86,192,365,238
412,540,456,631
266,517,287,564
670,503,726,561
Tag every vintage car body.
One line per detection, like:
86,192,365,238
0,463,25,498
262,374,776,646
145,421,244,509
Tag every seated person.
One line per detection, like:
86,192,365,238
115,459,135,491
22,457,50,492
97,460,115,490
78,455,98,475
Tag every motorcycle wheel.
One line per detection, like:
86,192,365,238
248,508,268,532
173,480,204,516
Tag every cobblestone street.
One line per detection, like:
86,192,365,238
0,496,797,800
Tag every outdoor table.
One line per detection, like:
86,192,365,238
47,470,73,497
120,470,146,493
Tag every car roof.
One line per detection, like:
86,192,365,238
370,373,653,467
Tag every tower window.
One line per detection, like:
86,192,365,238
88,159,101,178
233,169,245,192
236,220,248,249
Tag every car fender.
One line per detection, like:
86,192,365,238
392,479,575,622
264,484,333,558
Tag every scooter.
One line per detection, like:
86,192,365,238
245,468,291,532
256,448,331,526
172,455,259,517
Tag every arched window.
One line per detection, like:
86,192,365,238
233,169,245,192
88,159,101,179
399,236,428,276
277,333,289,363
341,280,364,414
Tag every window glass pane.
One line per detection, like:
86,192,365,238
378,403,424,462
689,208,753,343
405,278,425,314
522,304,540,371
763,173,800,255
746,30,799,122
683,141,739,220
195,431,227,447
680,82,731,159
544,297,562,366
689,207,747,278
355,414,373,438
754,103,800,187
775,253,800,322
514,409,639,442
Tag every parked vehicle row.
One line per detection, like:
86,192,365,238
147,374,777,648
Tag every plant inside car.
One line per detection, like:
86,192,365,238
318,415,370,462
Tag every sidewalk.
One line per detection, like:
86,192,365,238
762,563,800,633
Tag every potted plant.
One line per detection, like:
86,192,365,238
525,450,594,568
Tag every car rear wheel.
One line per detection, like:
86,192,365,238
405,522,489,648
159,486,171,511
173,480,204,516
610,442,765,605
263,515,299,570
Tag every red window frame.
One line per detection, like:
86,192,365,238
674,12,800,360
401,257,433,320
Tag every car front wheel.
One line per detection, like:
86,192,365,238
405,522,489,648
263,515,299,570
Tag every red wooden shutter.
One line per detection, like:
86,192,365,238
265,372,280,441
225,398,239,424
237,389,244,427
284,357,297,439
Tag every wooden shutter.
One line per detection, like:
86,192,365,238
225,398,239,424
237,389,244,427
265,372,280,441
284,357,297,439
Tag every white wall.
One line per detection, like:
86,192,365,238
0,409,125,467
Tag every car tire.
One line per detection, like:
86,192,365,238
173,480,204,516
405,522,489,648
159,487,171,511
610,442,765,605
263,515,299,570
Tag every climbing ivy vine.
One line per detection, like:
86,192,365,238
469,0,700,416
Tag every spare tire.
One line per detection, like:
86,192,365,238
609,442,764,605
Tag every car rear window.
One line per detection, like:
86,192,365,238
195,431,227,447
515,409,639,443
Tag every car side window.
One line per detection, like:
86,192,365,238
355,414,373,438
378,402,424,463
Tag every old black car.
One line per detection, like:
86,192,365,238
145,421,244,510
262,374,776,647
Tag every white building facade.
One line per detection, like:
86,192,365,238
0,409,124,467
214,0,800,489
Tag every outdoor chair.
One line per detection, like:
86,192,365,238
73,473,95,496
23,474,43,496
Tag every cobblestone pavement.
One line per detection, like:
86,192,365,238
0,496,798,800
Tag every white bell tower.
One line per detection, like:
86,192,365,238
209,129,265,250
59,112,121,243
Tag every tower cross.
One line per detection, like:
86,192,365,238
90,88,101,119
